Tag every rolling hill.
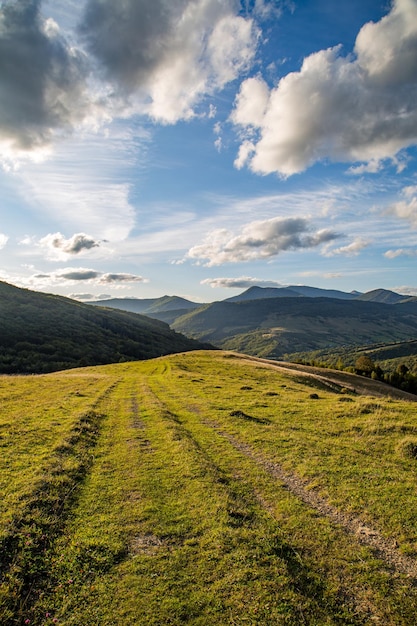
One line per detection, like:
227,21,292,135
354,288,410,304
0,281,210,373
87,294,200,316
171,296,417,358
224,284,359,302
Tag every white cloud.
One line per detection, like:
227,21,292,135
234,140,255,170
404,184,417,197
99,273,147,284
348,160,383,175
39,232,100,260
0,0,100,161
0,233,8,249
68,293,97,301
388,185,417,227
187,216,340,266
81,0,260,124
384,248,417,259
1,0,261,162
395,285,417,296
201,276,284,289
229,76,270,128
69,293,113,301
13,122,139,240
231,0,417,176
27,267,148,288
323,237,370,257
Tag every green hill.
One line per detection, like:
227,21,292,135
0,281,209,373
172,297,417,358
87,294,200,316
2,351,417,625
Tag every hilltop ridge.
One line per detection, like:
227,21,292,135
0,281,210,373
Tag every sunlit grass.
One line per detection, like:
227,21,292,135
2,352,417,624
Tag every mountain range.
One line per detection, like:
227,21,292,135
1,280,417,374
87,286,417,361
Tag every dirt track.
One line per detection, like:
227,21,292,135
231,353,417,402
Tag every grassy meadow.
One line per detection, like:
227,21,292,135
1,351,417,625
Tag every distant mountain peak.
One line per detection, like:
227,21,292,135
225,284,358,303
355,289,407,304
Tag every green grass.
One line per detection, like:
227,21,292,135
2,352,417,624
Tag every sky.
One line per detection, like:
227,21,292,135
1,0,417,303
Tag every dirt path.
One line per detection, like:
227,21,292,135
203,417,417,581
228,352,417,401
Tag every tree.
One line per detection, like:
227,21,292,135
355,355,376,377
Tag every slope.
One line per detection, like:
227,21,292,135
225,285,359,302
0,281,209,373
87,294,200,316
2,351,417,625
172,296,417,358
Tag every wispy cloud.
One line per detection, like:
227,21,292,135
12,121,142,240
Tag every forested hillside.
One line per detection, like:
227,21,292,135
0,281,209,373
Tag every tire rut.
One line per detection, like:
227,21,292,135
0,382,118,624
203,417,417,582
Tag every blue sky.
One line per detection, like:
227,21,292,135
1,0,417,302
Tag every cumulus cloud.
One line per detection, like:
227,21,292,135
187,216,340,266
0,233,8,249
81,0,260,123
322,237,370,257
39,232,100,259
0,0,95,159
231,0,417,176
1,0,261,160
230,75,269,128
201,276,284,289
